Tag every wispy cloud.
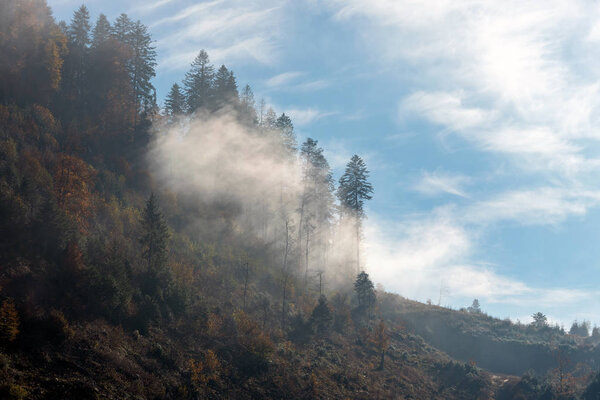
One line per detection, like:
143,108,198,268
413,170,471,198
129,0,177,14
265,71,304,87
284,107,334,126
153,0,285,70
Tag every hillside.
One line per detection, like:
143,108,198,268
1,1,600,399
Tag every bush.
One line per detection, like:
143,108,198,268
0,299,19,342
46,309,74,343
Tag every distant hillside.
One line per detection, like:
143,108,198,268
379,292,600,377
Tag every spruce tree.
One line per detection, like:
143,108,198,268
276,113,297,154
184,50,214,113
112,13,133,43
354,271,375,312
91,14,111,48
310,295,333,335
140,194,170,273
337,155,373,272
164,83,185,116
128,20,157,122
68,5,91,49
239,84,258,125
213,64,238,109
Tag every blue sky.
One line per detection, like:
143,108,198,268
48,0,600,327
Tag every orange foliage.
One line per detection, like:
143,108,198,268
53,154,95,232
233,310,274,357
189,350,221,389
0,299,20,342
63,242,85,273
206,313,223,337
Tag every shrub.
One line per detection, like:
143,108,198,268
47,309,74,342
0,299,19,342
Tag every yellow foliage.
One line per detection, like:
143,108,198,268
0,299,19,342
233,310,273,357
189,350,221,389
53,154,95,233
206,313,222,337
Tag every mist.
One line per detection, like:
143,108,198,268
148,110,360,289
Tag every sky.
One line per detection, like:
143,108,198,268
47,0,600,328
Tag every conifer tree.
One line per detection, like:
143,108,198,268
68,5,91,49
91,14,111,48
112,13,133,43
164,83,185,116
337,155,373,272
276,113,297,154
128,20,157,123
239,84,258,125
140,194,170,273
213,65,238,109
65,5,91,100
354,271,375,312
184,50,214,113
310,295,333,335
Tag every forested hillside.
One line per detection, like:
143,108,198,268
2,1,600,399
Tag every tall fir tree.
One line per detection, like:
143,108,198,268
128,20,157,124
213,64,238,110
276,113,297,154
68,5,91,49
354,271,375,313
184,50,214,113
112,13,133,43
140,194,170,273
65,5,91,102
164,83,185,116
337,155,373,273
239,84,258,125
91,14,111,48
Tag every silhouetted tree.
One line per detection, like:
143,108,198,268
310,295,333,335
337,155,373,272
140,193,170,273
532,312,548,328
468,299,481,313
184,50,214,113
91,14,111,48
276,113,297,154
354,271,376,317
164,83,185,116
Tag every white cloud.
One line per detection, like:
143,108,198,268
266,71,304,87
413,170,471,198
464,187,600,226
284,107,334,126
153,0,285,70
400,91,494,132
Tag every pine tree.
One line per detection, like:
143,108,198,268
276,113,297,154
298,138,335,284
184,50,214,113
128,20,157,123
337,155,373,272
91,14,111,48
68,5,91,49
310,295,333,335
213,65,238,109
140,194,170,273
112,13,133,43
164,83,185,116
65,5,91,101
239,84,258,125
354,271,375,312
